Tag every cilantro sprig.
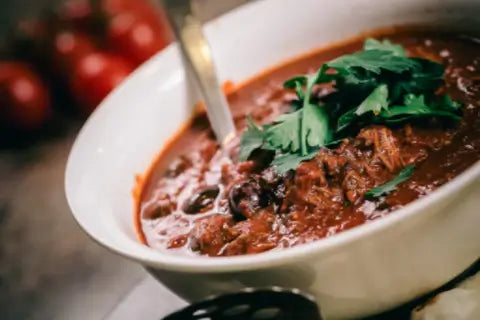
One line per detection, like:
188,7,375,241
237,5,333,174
363,38,407,56
364,165,415,199
239,116,265,161
240,38,462,174
264,65,332,156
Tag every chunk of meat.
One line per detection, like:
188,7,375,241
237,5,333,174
294,185,345,210
142,194,176,219
358,126,403,172
221,210,276,256
199,140,219,162
321,152,347,176
189,214,234,256
342,169,371,203
295,160,327,190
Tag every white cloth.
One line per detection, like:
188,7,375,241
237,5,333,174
412,272,480,320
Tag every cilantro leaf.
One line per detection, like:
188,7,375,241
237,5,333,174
404,93,424,105
432,94,462,111
364,38,407,57
271,150,317,174
239,116,265,161
265,111,301,153
284,75,308,89
355,84,389,115
337,108,357,132
391,58,444,101
303,103,332,148
294,81,305,100
282,65,333,155
299,68,331,154
364,165,415,199
328,50,419,75
336,84,389,131
284,65,333,90
284,76,307,100
378,94,461,122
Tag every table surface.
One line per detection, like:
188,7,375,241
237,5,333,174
0,123,145,320
0,1,477,319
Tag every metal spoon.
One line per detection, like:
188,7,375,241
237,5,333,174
163,0,236,145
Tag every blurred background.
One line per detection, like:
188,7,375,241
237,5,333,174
0,1,248,319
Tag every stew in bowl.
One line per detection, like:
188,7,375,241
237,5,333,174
136,28,480,257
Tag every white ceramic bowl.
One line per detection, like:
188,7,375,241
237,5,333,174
65,0,480,318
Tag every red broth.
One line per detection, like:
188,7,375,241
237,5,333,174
135,28,480,257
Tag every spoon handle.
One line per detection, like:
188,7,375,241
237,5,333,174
163,0,236,145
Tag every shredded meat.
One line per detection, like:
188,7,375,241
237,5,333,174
286,126,404,207
189,214,234,256
342,169,371,203
142,194,176,219
221,209,277,255
358,126,403,172
295,160,327,189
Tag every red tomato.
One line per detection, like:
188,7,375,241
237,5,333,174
107,12,170,66
0,62,51,131
71,51,133,114
52,30,96,72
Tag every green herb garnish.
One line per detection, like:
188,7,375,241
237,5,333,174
364,165,416,199
270,150,318,174
355,84,389,116
264,111,302,153
327,49,419,76
363,38,407,57
378,94,462,123
240,38,462,173
239,116,265,161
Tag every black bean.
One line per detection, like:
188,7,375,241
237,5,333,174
228,179,263,220
182,185,220,214
248,149,275,171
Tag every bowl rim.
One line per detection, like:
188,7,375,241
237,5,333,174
65,2,480,274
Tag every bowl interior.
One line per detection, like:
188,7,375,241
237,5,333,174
65,0,480,270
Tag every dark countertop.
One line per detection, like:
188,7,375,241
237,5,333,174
0,126,145,320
